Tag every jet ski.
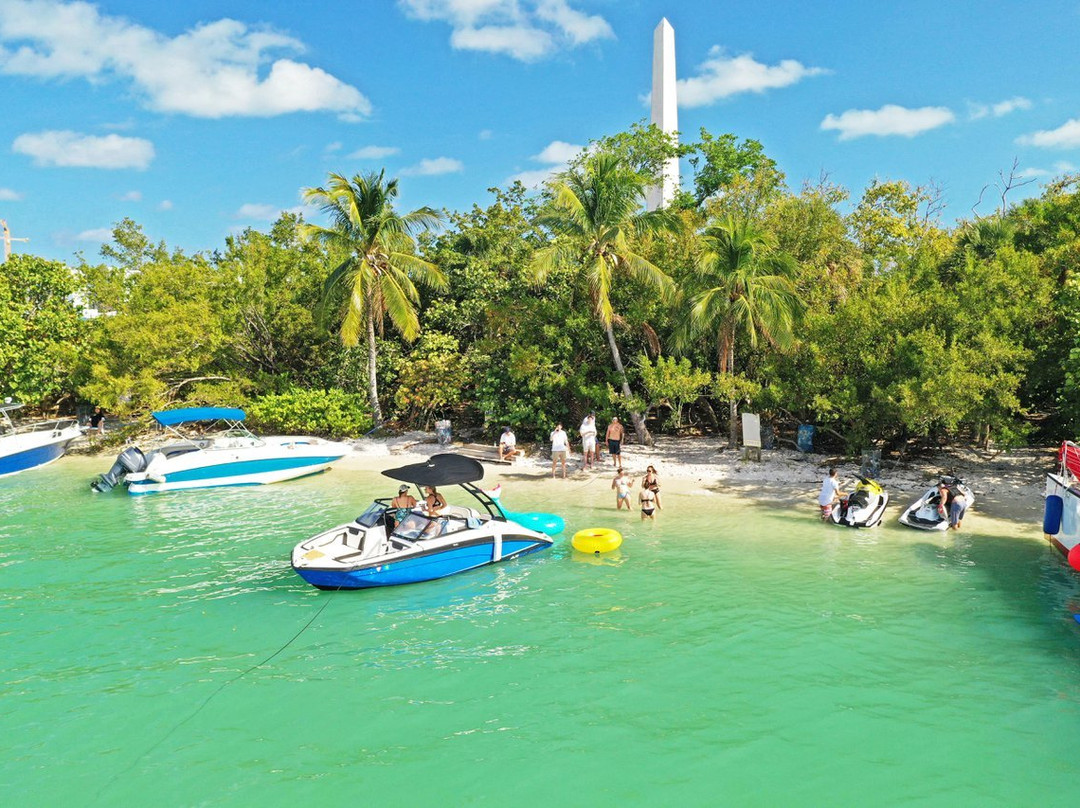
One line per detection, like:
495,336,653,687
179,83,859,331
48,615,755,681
830,475,889,528
898,476,974,530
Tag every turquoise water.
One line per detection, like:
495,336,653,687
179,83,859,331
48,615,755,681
3,458,1080,806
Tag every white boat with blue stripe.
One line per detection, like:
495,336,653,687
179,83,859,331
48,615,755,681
91,407,351,494
292,454,555,589
0,401,82,478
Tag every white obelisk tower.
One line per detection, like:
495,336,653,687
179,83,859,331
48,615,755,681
646,18,679,211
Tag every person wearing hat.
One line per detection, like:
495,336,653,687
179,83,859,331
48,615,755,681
498,426,518,461
388,484,418,531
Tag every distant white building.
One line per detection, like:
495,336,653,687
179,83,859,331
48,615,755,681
646,18,679,211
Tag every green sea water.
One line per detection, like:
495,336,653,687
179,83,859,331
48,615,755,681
3,457,1080,806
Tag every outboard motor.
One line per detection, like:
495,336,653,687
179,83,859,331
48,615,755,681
91,447,147,492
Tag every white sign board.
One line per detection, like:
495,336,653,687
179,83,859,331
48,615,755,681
741,412,761,449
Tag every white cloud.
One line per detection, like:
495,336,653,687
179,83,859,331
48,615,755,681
0,0,371,119
820,105,955,140
401,156,464,176
970,96,1033,120
992,96,1032,117
535,0,613,45
1017,118,1080,149
12,130,155,168
478,129,493,140
533,140,582,164
118,190,141,202
507,138,582,188
399,0,611,61
235,202,310,220
0,187,22,200
76,227,113,242
158,199,173,211
675,48,827,108
347,145,401,159
1015,161,1077,179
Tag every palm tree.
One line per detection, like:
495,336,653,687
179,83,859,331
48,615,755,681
689,216,803,447
528,152,681,446
301,171,446,426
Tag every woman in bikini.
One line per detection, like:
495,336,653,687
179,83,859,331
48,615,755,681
611,469,635,510
639,484,657,520
642,465,662,510
421,486,449,537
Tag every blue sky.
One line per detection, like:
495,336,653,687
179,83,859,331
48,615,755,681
2,0,1080,263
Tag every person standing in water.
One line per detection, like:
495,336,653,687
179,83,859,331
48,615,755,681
639,483,657,520
612,468,635,510
818,467,844,520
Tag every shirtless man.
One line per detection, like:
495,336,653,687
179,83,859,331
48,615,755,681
605,417,625,471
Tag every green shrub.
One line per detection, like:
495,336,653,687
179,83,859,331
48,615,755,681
246,388,372,438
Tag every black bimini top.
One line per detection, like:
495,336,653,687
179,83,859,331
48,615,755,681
381,453,485,487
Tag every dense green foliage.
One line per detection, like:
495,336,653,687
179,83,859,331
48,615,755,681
3,123,1079,452
246,388,372,438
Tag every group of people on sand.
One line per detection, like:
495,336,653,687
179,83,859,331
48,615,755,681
613,465,663,520
499,414,630,478
550,415,628,478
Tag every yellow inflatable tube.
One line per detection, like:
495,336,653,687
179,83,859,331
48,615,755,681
572,527,623,554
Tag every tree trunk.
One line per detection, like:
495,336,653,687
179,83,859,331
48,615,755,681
365,299,383,427
604,320,652,446
720,333,738,449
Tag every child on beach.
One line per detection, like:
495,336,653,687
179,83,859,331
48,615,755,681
612,468,635,510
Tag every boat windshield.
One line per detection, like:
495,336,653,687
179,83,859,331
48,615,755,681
355,503,384,528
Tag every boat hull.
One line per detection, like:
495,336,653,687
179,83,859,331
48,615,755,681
1045,473,1080,557
295,537,549,589
126,454,345,494
0,427,80,478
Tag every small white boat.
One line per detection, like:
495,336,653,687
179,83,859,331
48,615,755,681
292,454,554,589
829,475,889,528
0,401,82,478
92,407,351,494
898,476,974,531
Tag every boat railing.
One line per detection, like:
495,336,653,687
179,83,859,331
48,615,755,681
1,416,78,436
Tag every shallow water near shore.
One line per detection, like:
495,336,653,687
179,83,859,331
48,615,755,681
3,457,1080,805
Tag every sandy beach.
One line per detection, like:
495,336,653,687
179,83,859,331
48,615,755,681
337,432,1052,526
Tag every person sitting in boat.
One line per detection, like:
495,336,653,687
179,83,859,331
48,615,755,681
421,485,449,537
388,485,418,531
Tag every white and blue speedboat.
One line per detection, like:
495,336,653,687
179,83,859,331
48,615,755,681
291,454,555,589
0,401,82,478
92,407,351,494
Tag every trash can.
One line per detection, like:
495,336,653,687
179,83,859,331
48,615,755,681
435,419,452,446
796,424,815,453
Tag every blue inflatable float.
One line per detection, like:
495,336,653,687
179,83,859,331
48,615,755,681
485,484,565,535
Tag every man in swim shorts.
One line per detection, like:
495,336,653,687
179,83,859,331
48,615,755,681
612,468,634,510
606,416,625,471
